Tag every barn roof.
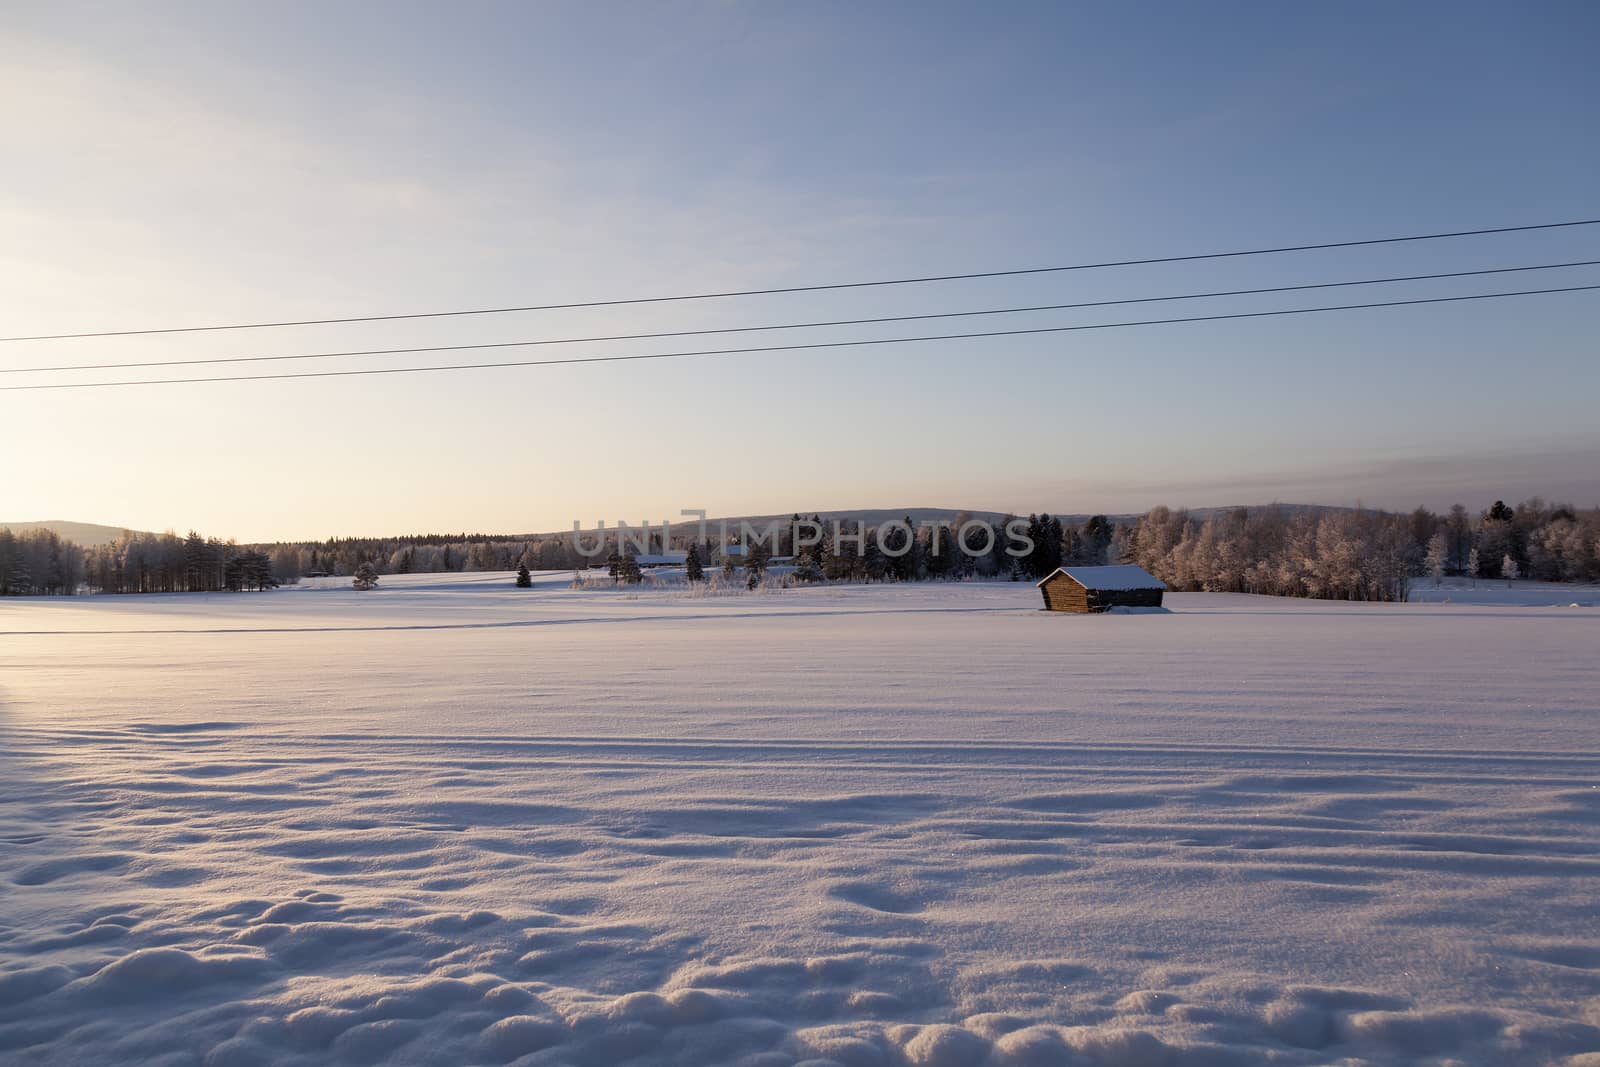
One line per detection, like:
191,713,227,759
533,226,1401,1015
1036,564,1166,591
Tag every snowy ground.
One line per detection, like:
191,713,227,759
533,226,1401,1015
1,576,1597,1066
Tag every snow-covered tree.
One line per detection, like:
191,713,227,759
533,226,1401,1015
352,561,379,591
1424,532,1448,586
1502,553,1519,583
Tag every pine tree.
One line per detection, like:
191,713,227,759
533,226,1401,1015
352,561,379,590
744,540,769,589
1081,515,1112,564
793,554,822,583
1043,515,1065,574
685,543,704,582
862,538,886,583
515,563,533,588
620,552,643,585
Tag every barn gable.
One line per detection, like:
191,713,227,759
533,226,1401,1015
1037,565,1166,612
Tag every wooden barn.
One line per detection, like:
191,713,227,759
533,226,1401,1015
1036,564,1166,613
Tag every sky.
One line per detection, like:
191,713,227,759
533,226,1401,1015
3,2,1597,541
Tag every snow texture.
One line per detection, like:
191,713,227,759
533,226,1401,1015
1,575,1597,1065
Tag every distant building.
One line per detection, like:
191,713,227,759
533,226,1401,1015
633,552,687,568
1037,565,1165,613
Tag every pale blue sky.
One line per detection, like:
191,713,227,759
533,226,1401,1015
3,2,1597,540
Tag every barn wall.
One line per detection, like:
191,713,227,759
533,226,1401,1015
1086,588,1164,611
1039,575,1090,612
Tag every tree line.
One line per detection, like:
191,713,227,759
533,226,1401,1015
3,498,1595,599
1127,498,1599,601
0,528,275,596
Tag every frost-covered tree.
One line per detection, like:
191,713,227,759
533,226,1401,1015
1468,547,1481,585
1502,553,1519,583
1424,532,1448,586
792,554,823,583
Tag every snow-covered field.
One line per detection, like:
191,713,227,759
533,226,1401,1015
1,576,1597,1066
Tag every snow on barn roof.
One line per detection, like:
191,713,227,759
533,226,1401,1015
1037,564,1167,591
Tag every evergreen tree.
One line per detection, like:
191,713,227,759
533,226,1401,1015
862,538,886,583
1042,515,1065,574
793,554,823,583
515,563,533,588
895,515,924,581
619,551,643,585
224,554,245,593
810,515,831,570
825,521,858,580
924,523,952,580
1023,514,1042,577
352,561,380,590
685,543,704,582
1080,515,1112,564
744,540,769,589
244,551,277,591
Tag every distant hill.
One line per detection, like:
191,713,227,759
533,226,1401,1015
0,520,146,547
552,504,1348,540
3,504,1352,551
547,507,1070,541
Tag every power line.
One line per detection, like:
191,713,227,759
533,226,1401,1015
5,284,1594,393
6,259,1596,375
3,218,1597,343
